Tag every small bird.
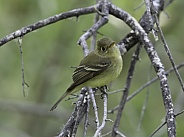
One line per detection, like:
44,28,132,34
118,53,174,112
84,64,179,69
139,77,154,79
50,37,123,111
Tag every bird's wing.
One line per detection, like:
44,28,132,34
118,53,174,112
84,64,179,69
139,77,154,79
73,62,110,83
50,56,111,111
67,60,111,91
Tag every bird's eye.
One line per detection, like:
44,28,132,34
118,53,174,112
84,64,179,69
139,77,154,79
101,47,106,51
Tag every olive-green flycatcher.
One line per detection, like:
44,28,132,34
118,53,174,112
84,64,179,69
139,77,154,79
50,37,123,111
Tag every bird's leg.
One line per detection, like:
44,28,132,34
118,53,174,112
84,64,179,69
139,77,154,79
92,87,98,94
98,85,108,99
104,85,109,91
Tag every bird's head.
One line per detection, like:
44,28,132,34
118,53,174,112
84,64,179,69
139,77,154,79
97,37,118,56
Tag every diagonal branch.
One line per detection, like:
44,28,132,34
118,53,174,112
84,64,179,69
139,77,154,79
117,0,164,55
153,11,184,92
89,88,100,131
57,88,87,137
127,62,184,102
108,62,184,114
0,0,178,136
94,87,108,137
109,2,176,137
111,44,141,136
150,110,184,137
83,92,90,137
78,0,109,56
0,4,100,47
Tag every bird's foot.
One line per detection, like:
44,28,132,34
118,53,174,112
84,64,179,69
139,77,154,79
98,85,108,99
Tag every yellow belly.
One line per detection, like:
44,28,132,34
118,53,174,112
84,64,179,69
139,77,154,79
83,55,122,88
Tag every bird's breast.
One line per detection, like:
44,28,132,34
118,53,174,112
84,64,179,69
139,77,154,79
85,55,123,88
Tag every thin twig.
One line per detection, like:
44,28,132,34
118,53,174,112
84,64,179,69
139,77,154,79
18,37,29,97
108,62,184,113
78,0,109,56
128,63,184,101
111,44,141,136
90,4,100,52
154,13,184,92
134,2,145,11
137,85,150,131
128,77,157,102
150,109,184,137
116,130,126,137
175,109,184,117
149,121,166,137
94,87,108,137
149,111,184,137
164,0,175,8
101,131,112,137
89,89,100,131
137,64,152,131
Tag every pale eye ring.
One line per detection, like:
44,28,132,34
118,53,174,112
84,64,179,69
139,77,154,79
101,47,106,51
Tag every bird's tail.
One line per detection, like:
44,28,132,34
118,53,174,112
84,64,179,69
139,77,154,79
50,91,70,111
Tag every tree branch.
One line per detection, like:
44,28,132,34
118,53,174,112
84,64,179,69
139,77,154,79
153,8,184,92
109,2,176,136
89,88,100,131
83,92,90,137
0,0,179,136
150,109,184,137
94,87,108,137
111,44,141,136
117,0,164,55
0,4,99,47
108,62,184,114
78,0,109,56
57,88,87,137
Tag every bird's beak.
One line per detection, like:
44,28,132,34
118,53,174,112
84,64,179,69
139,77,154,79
109,42,115,48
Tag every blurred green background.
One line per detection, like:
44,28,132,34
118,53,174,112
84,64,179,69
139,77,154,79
0,0,184,137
